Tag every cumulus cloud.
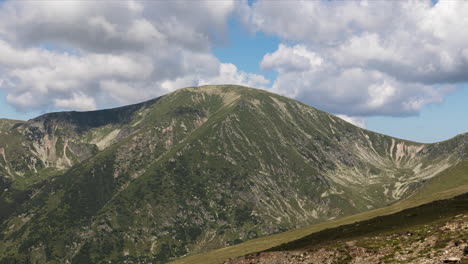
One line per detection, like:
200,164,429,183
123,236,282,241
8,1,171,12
0,37,266,111
261,44,452,116
0,0,234,53
0,0,465,121
0,0,263,112
336,115,366,129
261,44,323,73
244,0,467,117
200,63,270,88
157,63,269,94
54,93,97,111
0,39,154,110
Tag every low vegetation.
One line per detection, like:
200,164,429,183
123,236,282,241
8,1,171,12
0,85,467,263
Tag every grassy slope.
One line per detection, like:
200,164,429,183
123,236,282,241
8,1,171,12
169,184,468,264
0,119,23,130
266,189,468,253
82,86,440,263
226,191,468,264
0,88,235,263
1,85,467,263
165,87,468,263
407,159,468,201
0,100,163,228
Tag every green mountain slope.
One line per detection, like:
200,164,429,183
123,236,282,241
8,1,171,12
0,98,160,223
407,156,468,202
0,85,466,263
226,189,468,264
169,184,468,264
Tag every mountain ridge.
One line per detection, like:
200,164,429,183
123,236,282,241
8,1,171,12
0,85,466,263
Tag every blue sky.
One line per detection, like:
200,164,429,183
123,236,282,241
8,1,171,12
366,87,468,143
214,18,279,83
0,0,467,143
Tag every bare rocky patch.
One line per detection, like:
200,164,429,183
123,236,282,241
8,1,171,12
226,215,468,264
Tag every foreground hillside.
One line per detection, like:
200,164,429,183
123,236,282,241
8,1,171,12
170,182,468,264
0,85,467,263
226,190,468,264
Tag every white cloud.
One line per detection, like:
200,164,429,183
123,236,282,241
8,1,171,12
0,39,155,111
247,0,466,117
199,63,270,88
0,0,465,120
54,93,97,111
0,1,236,53
240,0,393,45
262,44,452,116
261,44,323,73
336,115,366,129
158,63,270,93
0,0,264,112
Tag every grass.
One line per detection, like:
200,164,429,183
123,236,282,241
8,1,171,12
168,184,468,264
2,85,468,263
11,167,63,190
268,189,468,253
406,159,468,201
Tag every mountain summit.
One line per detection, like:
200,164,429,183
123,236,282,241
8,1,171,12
0,85,467,263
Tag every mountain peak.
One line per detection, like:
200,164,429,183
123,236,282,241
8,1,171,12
185,84,254,92
1,85,467,263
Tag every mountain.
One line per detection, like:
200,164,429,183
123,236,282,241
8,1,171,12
0,85,467,263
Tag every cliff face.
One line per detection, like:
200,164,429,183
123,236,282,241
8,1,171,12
0,85,466,263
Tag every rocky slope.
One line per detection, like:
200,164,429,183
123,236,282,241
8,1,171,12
0,85,466,263
0,99,159,222
226,192,468,264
